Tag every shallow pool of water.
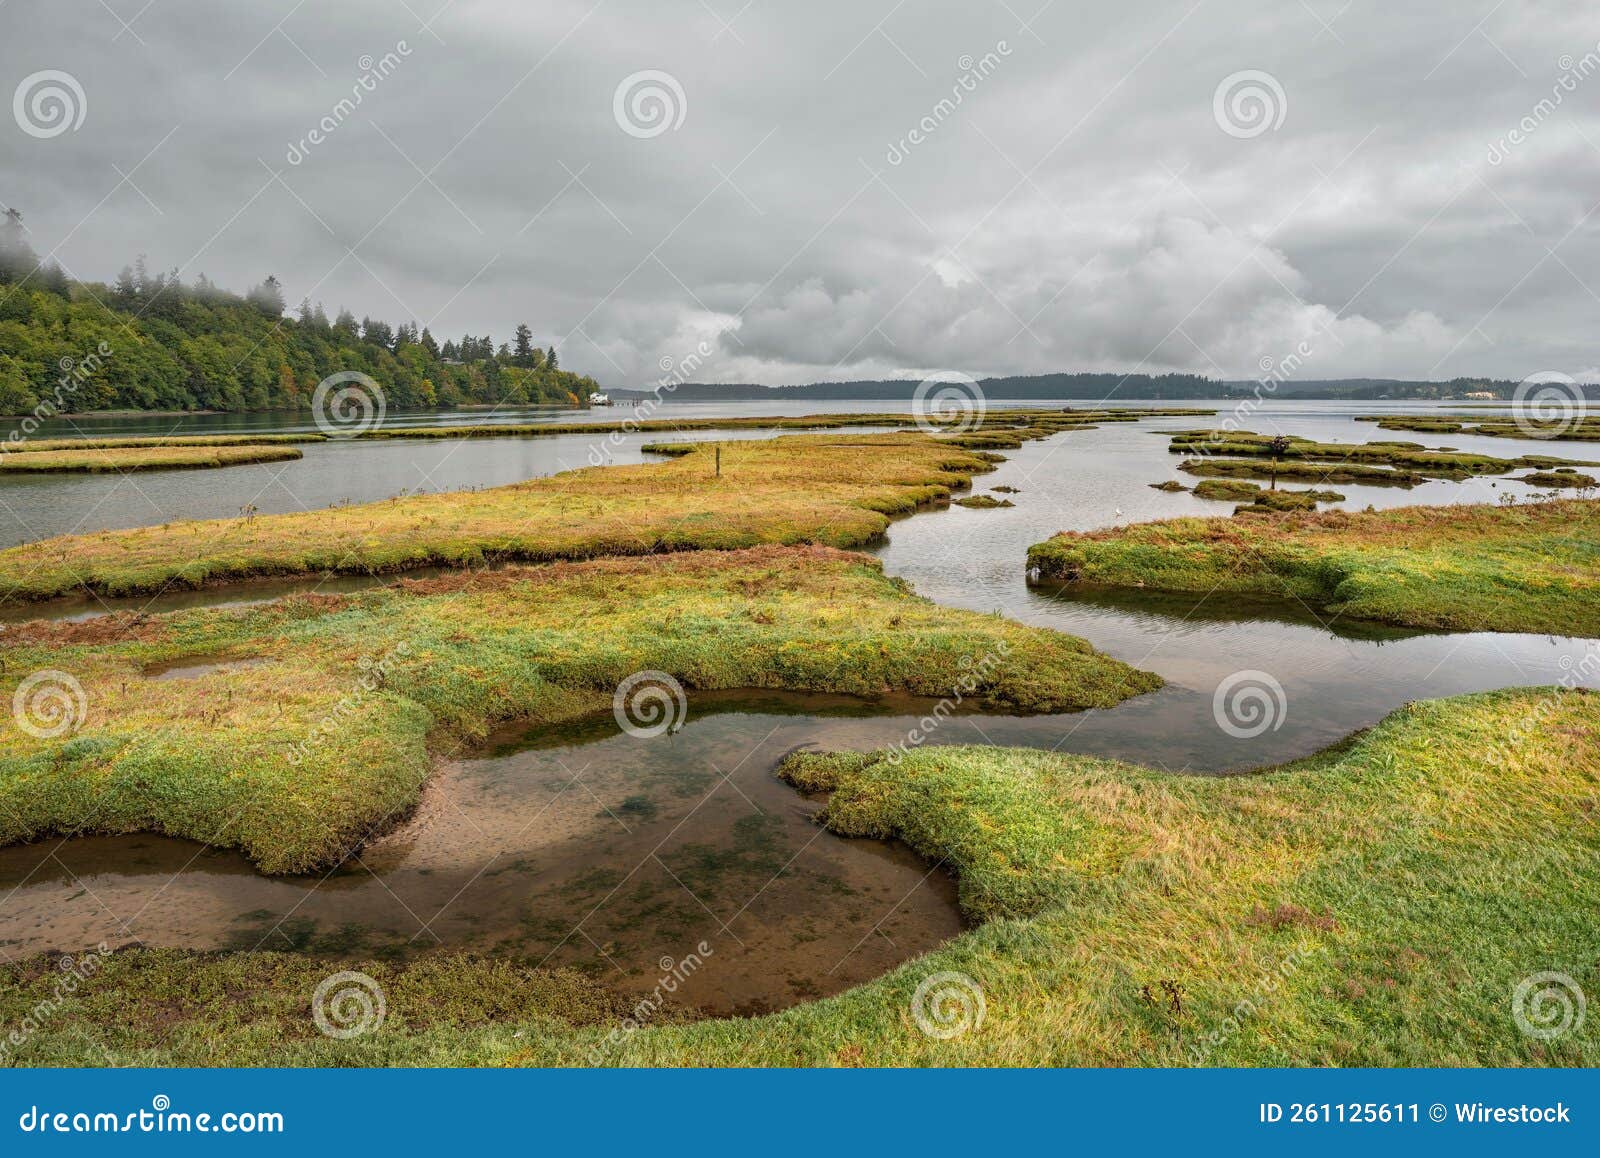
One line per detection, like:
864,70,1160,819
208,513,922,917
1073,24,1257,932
0,693,967,1016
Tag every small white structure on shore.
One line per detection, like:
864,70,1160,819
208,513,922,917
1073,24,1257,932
588,391,611,406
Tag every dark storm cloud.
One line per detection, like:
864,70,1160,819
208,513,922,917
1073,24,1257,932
4,0,1600,386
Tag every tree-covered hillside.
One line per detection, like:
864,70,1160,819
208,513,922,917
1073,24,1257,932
0,207,598,416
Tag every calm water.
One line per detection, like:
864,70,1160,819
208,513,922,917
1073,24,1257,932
1,398,1589,549
0,419,893,548
1,398,1595,1009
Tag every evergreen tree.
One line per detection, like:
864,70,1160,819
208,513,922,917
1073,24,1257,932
112,266,139,307
361,317,393,347
39,261,70,297
247,274,285,317
0,207,36,283
545,345,558,371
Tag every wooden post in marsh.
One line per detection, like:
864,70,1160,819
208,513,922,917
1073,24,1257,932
715,445,721,477
1267,434,1292,491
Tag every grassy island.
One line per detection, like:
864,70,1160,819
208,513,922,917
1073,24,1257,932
1028,499,1600,633
0,444,304,473
1166,430,1594,486
1358,415,1600,442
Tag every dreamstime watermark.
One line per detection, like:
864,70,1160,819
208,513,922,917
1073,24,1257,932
1512,971,1586,1041
1187,939,1324,1064
3,341,113,450
11,669,87,739
885,41,1012,165
912,370,987,435
312,970,386,1039
1488,46,1600,165
285,642,411,765
13,70,86,139
1212,669,1287,739
585,339,715,465
1511,371,1587,439
1483,645,1600,766
1212,70,1286,139
911,971,985,1040
613,670,688,739
17,1095,283,1135
1222,338,1318,433
285,42,413,165
613,70,686,139
0,944,113,1064
311,370,387,438
587,943,713,1061
883,640,1011,764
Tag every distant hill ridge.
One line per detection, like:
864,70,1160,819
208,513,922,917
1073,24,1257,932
610,373,1579,403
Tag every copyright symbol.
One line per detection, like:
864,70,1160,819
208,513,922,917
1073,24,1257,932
1429,1104,1446,1122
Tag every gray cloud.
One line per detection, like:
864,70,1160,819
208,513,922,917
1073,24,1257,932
4,0,1599,386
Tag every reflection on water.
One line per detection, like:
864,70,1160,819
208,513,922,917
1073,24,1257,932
0,694,964,1016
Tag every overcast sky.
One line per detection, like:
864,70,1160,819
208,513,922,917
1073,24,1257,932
5,1,1600,387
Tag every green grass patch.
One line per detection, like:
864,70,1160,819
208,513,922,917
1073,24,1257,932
1,434,323,452
1238,488,1346,514
1192,478,1262,500
0,546,1160,873
1168,430,1595,480
1358,415,1600,442
0,445,303,473
1518,469,1598,489
1179,457,1423,486
1028,498,1600,632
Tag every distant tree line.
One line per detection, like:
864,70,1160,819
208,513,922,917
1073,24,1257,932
0,205,598,416
609,371,1222,402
